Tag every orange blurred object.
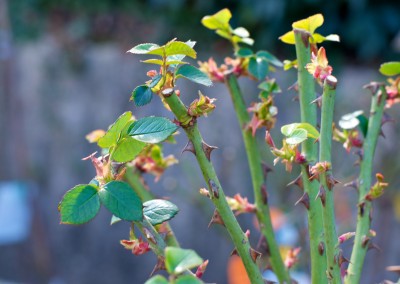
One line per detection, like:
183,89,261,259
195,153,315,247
227,255,251,284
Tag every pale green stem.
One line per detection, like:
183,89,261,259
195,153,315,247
294,28,327,284
319,76,341,283
225,74,291,283
345,84,387,284
163,90,264,284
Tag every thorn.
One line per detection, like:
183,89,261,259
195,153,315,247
288,81,298,93
317,186,326,206
380,129,386,138
287,173,304,190
295,192,310,210
363,82,384,95
327,175,340,190
182,140,196,155
143,228,156,244
382,112,395,126
208,179,219,199
261,184,268,204
202,141,217,161
311,95,322,108
358,202,365,217
335,249,350,267
318,242,325,256
208,209,225,228
150,257,165,277
257,235,270,256
230,248,238,256
344,179,359,190
367,242,381,252
354,149,363,163
261,162,273,177
361,235,370,248
249,248,262,263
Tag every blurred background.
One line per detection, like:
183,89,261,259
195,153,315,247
1,0,400,283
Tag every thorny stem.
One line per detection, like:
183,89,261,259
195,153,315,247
163,90,264,284
319,77,341,283
294,28,328,284
136,217,167,257
225,74,291,283
345,85,387,284
125,168,180,247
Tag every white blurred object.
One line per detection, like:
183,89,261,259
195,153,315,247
0,181,32,245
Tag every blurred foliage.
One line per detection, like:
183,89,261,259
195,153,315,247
7,0,400,63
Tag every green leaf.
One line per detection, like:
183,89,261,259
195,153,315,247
144,275,169,284
248,57,269,80
175,275,204,284
110,215,122,225
175,65,213,86
111,137,147,162
132,85,154,107
127,43,160,54
165,247,203,275
165,41,197,58
258,80,281,94
236,47,253,58
357,114,369,137
201,8,232,30
285,128,308,145
281,123,319,139
256,51,283,67
59,184,100,225
98,112,133,148
215,29,232,40
232,27,250,38
129,116,178,144
142,58,189,66
149,74,163,88
143,199,179,225
99,181,143,221
379,62,400,76
168,40,196,67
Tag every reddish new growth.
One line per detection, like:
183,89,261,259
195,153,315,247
120,238,151,255
284,247,301,269
305,47,333,83
385,76,400,108
266,131,305,172
309,161,331,181
333,125,363,152
366,173,388,201
247,96,277,136
226,194,256,216
82,152,125,185
198,57,246,82
195,260,209,279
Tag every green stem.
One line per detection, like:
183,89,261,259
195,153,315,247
136,217,167,257
319,77,341,283
163,90,264,284
225,74,291,283
345,84,387,284
125,168,180,247
294,28,327,284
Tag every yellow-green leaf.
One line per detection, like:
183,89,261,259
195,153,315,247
292,14,324,34
201,8,232,30
98,112,133,148
279,31,295,44
379,62,400,76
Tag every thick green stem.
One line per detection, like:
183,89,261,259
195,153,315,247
294,28,327,284
345,84,387,284
125,168,180,247
163,90,264,284
319,77,341,283
225,74,291,283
